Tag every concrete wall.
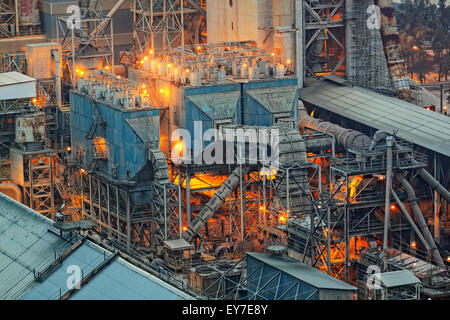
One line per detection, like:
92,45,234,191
207,0,300,85
206,0,258,43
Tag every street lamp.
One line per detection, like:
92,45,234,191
413,45,424,83
412,45,420,82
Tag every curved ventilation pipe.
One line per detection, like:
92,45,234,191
182,166,249,243
397,174,446,269
299,101,373,149
369,130,390,151
0,183,23,203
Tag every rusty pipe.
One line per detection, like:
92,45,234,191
299,101,373,149
0,183,23,203
397,174,446,269
374,0,412,101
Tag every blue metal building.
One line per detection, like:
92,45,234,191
246,252,357,300
70,90,161,183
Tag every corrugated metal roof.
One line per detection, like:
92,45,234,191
246,85,298,114
0,192,192,300
299,79,450,157
0,192,68,300
69,256,192,300
186,91,240,120
0,72,35,87
125,116,160,144
379,270,420,288
247,252,357,291
21,241,111,300
21,240,192,300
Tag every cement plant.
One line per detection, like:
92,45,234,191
0,0,449,301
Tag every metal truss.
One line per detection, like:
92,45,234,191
21,151,57,215
131,0,205,56
202,255,318,300
56,13,114,85
288,141,429,282
226,166,261,243
0,1,16,38
304,0,346,78
79,171,154,253
0,51,25,73
150,181,182,246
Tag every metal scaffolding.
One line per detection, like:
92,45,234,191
56,6,115,85
287,137,430,282
304,0,346,79
131,0,205,56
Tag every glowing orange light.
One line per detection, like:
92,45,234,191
271,53,275,57
117,76,121,80
142,84,146,88
182,226,188,231
197,46,201,51
140,60,144,64
411,241,417,249
105,66,109,70
149,50,154,55
143,90,148,95
32,98,37,104
287,59,291,64
378,176,385,181
80,169,86,174
76,68,80,73
144,56,148,61
279,216,286,223
67,147,72,152
174,141,184,153
186,68,190,73
168,64,172,68
80,71,85,76
447,256,450,263
390,205,396,210
160,89,165,93
243,64,247,68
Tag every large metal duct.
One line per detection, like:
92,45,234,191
0,183,23,203
418,168,450,204
374,0,412,101
299,101,373,149
397,174,446,269
383,136,394,254
182,165,249,243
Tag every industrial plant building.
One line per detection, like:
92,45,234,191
0,0,449,301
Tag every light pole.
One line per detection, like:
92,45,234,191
413,45,420,82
